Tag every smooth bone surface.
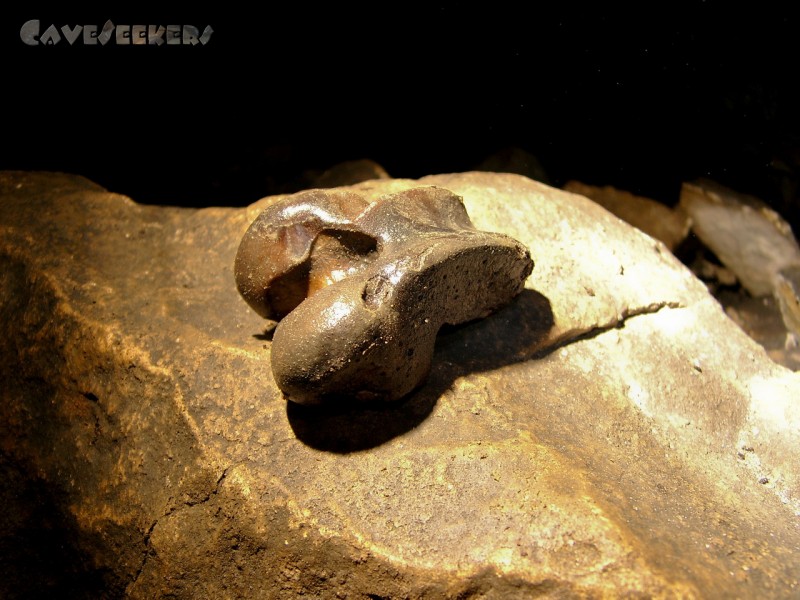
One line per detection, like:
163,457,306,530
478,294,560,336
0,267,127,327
235,186,534,405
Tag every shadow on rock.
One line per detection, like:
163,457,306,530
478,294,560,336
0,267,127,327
433,288,555,370
287,289,554,452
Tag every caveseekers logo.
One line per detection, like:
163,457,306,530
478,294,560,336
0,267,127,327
20,19,213,46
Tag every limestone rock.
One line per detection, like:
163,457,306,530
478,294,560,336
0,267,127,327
718,289,800,371
677,180,800,367
679,178,800,296
775,265,800,343
2,171,800,598
564,180,690,251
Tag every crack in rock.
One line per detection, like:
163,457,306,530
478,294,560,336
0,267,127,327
132,520,159,588
539,300,684,357
184,468,230,508
131,466,231,588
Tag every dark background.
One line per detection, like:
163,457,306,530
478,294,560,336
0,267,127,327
3,7,800,597
2,6,799,229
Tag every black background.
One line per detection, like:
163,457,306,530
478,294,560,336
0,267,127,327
2,6,799,226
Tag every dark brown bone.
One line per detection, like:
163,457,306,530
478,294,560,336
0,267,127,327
235,186,534,405
234,190,373,320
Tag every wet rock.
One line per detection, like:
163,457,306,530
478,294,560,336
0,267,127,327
564,180,690,251
2,171,800,598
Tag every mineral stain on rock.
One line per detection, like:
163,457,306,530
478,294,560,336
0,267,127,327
235,186,534,405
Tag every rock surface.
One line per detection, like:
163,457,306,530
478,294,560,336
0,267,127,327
719,289,800,371
2,170,800,598
564,180,690,251
679,178,800,297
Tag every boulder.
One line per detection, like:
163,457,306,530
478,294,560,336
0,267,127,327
564,180,690,251
2,170,800,598
679,179,800,297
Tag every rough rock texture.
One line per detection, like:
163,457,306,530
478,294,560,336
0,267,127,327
775,266,800,341
720,290,800,371
2,170,800,598
564,180,690,251
679,179,800,297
